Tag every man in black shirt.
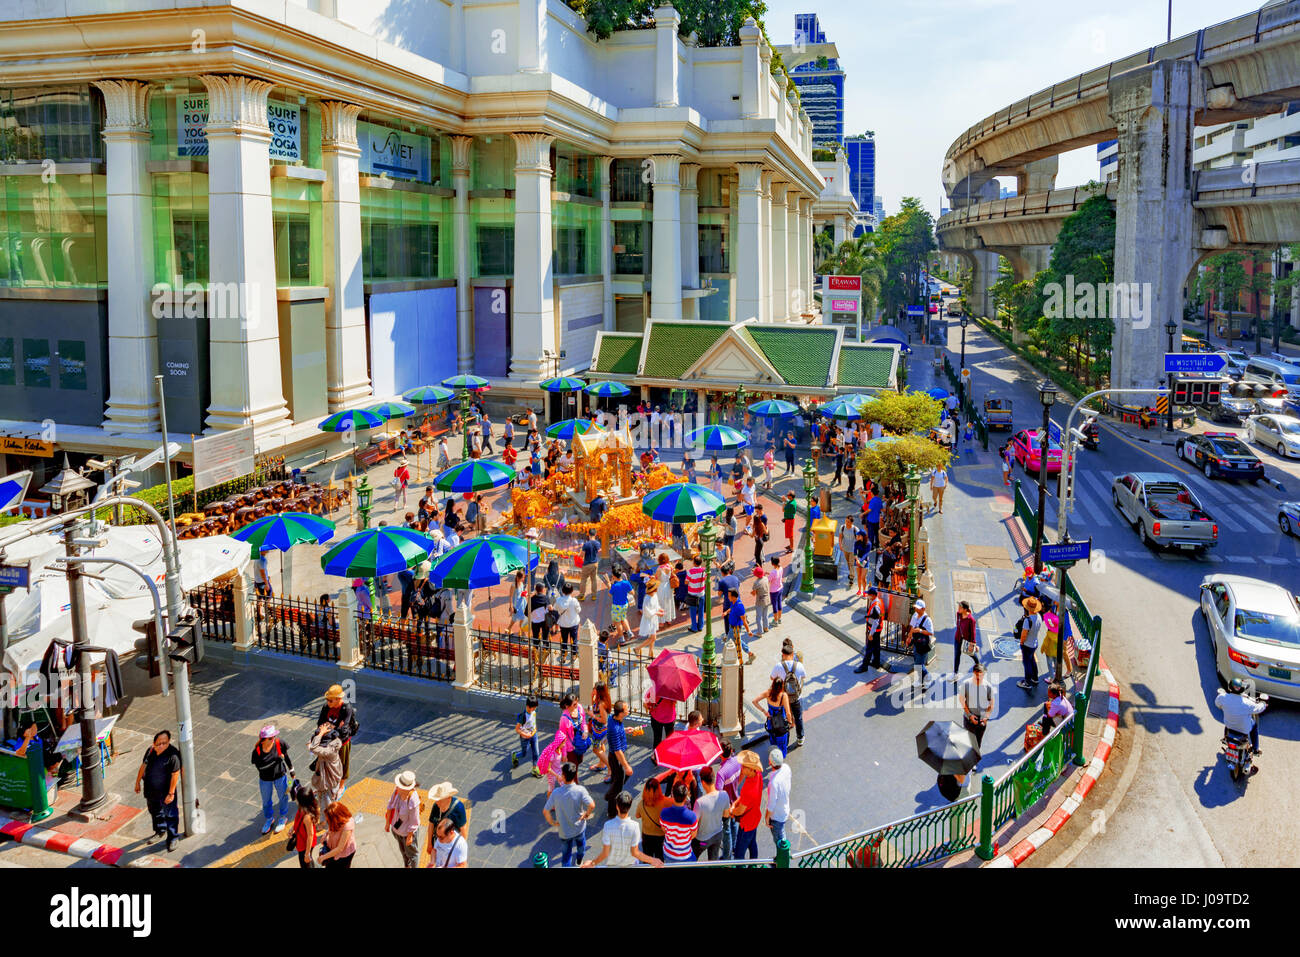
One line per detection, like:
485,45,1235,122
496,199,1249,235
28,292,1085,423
135,730,182,851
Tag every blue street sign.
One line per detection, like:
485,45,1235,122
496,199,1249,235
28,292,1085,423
905,305,925,317
1048,420,1061,445
1164,352,1226,374
1040,540,1091,565
0,563,30,590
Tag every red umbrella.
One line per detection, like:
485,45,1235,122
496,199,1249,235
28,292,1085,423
646,649,702,702
654,728,722,772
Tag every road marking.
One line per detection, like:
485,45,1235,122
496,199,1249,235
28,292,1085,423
1224,555,1253,563
1261,556,1290,565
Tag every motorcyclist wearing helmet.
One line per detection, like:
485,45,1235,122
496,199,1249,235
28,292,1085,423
1214,678,1267,755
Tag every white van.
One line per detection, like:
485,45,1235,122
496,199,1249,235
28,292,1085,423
1242,357,1300,400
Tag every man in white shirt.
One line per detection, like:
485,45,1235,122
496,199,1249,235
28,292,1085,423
527,408,538,433
1215,678,1267,754
742,477,758,509
765,748,792,853
908,599,935,691
554,583,582,663
929,467,948,513
582,790,663,867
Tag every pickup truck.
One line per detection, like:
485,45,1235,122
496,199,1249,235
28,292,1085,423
1111,472,1219,552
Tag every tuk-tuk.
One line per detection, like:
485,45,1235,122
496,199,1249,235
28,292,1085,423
984,392,1013,431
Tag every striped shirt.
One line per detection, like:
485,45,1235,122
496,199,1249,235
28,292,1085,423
685,565,705,596
607,717,628,759
659,803,699,862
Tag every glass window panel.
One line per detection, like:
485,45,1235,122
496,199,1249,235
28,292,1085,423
152,172,209,285
471,137,515,191
613,221,651,275
0,172,106,288
56,339,87,390
611,159,649,202
0,338,14,386
22,338,50,388
360,187,448,281
272,178,322,286
0,86,101,164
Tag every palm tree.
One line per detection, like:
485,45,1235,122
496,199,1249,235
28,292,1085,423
813,230,835,271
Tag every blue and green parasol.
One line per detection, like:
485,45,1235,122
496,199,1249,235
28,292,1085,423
231,511,336,559
403,385,456,405
748,399,799,418
317,408,384,433
428,535,538,589
367,401,417,419
545,418,605,441
540,376,587,393
685,424,749,451
584,380,632,398
433,459,516,493
819,394,871,420
320,527,438,579
641,483,726,523
441,374,490,390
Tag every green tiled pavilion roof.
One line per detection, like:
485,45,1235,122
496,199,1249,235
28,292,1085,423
640,322,729,379
741,326,839,388
836,344,896,391
592,333,642,375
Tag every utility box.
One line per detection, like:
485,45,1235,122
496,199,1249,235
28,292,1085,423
812,517,839,581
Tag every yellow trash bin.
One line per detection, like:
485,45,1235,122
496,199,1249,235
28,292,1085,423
812,518,838,558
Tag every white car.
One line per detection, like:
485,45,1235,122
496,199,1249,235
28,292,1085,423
1245,414,1300,458
1200,575,1300,701
1215,350,1250,378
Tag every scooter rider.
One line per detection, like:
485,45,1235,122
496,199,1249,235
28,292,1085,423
1215,678,1267,755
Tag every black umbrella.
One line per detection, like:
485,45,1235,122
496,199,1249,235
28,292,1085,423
915,720,980,775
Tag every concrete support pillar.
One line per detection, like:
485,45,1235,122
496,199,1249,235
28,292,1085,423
654,5,680,108
760,171,774,323
94,79,160,435
650,154,683,321
786,192,801,318
833,216,847,247
719,636,741,738
518,0,547,73
509,132,556,381
578,620,598,705
600,156,614,330
771,183,789,321
453,598,474,690
337,584,362,670
735,163,764,323
450,135,474,372
970,248,999,321
679,163,700,319
739,18,762,119
200,74,290,435
231,569,255,652
320,101,372,409
797,197,811,318
1108,60,1200,395
1016,156,1059,196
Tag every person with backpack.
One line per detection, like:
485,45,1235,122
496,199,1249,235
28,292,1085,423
907,599,935,692
1015,596,1044,692
855,586,885,674
250,724,295,835
317,685,358,783
559,693,592,769
753,677,794,758
770,638,807,747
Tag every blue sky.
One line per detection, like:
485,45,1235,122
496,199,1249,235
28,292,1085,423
765,0,1264,218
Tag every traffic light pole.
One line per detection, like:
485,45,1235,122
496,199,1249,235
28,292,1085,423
1055,387,1169,542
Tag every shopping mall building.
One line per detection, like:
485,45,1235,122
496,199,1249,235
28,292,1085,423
0,0,828,486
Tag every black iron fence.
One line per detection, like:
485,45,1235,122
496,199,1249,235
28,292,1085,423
604,637,695,722
475,628,580,702
359,615,454,681
252,594,340,661
188,582,235,643
875,587,930,659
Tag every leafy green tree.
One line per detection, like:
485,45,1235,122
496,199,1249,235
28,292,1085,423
1244,248,1271,353
1038,193,1117,386
1197,253,1248,349
855,391,941,434
872,197,936,318
812,230,835,271
855,434,950,487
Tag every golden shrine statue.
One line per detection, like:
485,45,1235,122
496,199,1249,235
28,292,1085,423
572,425,636,508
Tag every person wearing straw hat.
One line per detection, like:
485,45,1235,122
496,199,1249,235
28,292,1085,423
384,771,422,868
425,780,470,863
1015,596,1044,693
317,685,358,783
726,750,765,860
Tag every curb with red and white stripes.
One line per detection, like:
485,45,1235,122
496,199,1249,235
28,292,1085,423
0,812,167,867
986,658,1121,868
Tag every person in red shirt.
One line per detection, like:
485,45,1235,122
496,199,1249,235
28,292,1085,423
727,750,764,860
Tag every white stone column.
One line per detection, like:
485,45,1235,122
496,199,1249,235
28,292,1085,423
94,80,160,434
201,74,290,435
833,215,847,246
1108,60,1199,396
654,4,680,108
739,18,762,119
509,132,556,381
786,192,802,318
650,154,682,321
760,171,773,323
600,155,614,330
518,0,547,73
320,101,372,410
679,163,700,320
450,135,474,372
803,199,814,313
770,182,788,322
735,163,763,323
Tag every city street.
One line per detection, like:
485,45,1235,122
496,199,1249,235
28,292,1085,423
943,318,1300,867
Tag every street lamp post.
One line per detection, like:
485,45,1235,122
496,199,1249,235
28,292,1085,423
698,516,720,709
458,389,472,460
1033,381,1057,573
904,466,921,594
1164,318,1178,432
800,459,817,593
1273,246,1284,357
960,315,970,370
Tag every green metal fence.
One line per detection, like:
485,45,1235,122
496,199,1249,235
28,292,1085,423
1013,479,1037,542
794,794,982,868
